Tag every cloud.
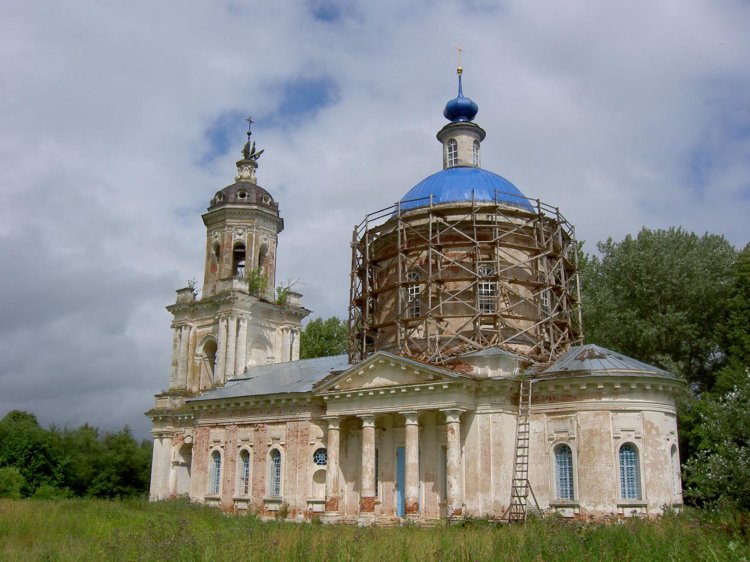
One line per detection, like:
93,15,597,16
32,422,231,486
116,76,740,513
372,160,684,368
0,0,748,439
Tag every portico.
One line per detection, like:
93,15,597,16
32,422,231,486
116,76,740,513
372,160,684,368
314,351,472,523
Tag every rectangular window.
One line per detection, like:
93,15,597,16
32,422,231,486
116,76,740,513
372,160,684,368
407,284,421,318
479,281,496,313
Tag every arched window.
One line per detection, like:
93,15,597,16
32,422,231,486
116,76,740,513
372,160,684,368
405,271,421,318
619,443,641,500
269,449,282,497
200,338,218,384
477,265,496,314
447,139,458,167
472,140,480,166
554,444,575,500
209,450,221,495
258,244,268,271
237,449,251,496
232,243,246,278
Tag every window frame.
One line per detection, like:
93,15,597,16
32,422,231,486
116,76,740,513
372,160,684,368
268,448,283,498
446,139,458,168
237,448,251,497
553,443,576,501
405,271,421,318
472,140,480,166
208,449,222,496
618,442,642,501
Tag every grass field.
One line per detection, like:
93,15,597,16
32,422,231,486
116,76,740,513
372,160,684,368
1,499,748,561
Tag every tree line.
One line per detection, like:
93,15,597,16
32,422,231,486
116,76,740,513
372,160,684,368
0,411,151,499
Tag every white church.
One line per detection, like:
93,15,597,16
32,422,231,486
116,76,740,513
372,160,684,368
148,68,684,523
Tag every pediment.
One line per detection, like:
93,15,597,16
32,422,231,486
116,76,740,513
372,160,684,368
314,351,460,393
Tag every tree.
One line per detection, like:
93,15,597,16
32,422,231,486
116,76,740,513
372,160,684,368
0,411,66,496
580,227,736,389
682,362,750,509
87,427,152,499
718,243,750,368
300,317,348,359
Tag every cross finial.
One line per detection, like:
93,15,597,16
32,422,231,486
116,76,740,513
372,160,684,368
246,115,254,140
456,44,463,75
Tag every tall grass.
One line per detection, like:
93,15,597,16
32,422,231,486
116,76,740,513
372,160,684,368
0,499,748,561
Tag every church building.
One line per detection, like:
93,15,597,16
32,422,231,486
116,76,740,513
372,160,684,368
148,68,684,523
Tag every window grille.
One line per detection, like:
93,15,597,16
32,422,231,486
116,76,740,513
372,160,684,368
313,448,327,466
619,443,641,500
238,450,250,496
555,444,574,500
447,139,458,167
405,271,421,318
269,449,282,497
478,266,496,313
209,451,221,495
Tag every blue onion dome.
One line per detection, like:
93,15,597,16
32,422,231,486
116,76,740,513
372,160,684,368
443,68,479,123
399,167,534,212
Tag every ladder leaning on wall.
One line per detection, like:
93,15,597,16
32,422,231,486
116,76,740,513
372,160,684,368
506,377,541,522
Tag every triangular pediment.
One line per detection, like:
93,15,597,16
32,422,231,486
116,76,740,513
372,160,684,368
313,351,462,394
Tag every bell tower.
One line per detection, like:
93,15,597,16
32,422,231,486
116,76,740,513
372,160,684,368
163,119,310,394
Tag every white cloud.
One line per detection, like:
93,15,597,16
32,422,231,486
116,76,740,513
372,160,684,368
0,0,748,438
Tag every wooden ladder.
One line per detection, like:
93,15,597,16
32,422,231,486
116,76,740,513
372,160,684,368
507,378,536,522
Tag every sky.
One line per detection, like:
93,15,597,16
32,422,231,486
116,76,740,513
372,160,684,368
1,0,748,440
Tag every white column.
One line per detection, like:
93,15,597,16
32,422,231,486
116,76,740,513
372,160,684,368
359,415,376,514
281,328,290,363
402,411,420,517
442,409,464,517
291,329,300,361
324,417,341,516
235,318,248,376
149,436,162,500
177,326,189,388
215,318,227,384
225,317,237,380
169,328,180,388
160,435,173,499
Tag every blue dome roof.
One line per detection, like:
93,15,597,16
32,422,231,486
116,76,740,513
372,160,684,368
399,167,534,212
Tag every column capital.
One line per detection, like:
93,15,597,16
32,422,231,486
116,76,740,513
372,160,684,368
358,414,376,428
440,408,466,423
322,416,341,430
399,410,420,426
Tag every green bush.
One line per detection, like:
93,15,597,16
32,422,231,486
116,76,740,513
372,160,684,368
0,466,25,499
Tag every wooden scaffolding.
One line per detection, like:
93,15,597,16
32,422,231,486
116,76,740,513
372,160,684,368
348,192,582,365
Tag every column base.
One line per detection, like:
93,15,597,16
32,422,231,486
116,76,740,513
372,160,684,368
359,496,376,513
320,512,340,524
358,512,377,526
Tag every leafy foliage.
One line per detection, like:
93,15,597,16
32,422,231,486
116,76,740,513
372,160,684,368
682,362,750,509
247,267,266,297
0,411,152,499
0,467,25,499
300,317,348,359
580,227,736,389
680,243,750,509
